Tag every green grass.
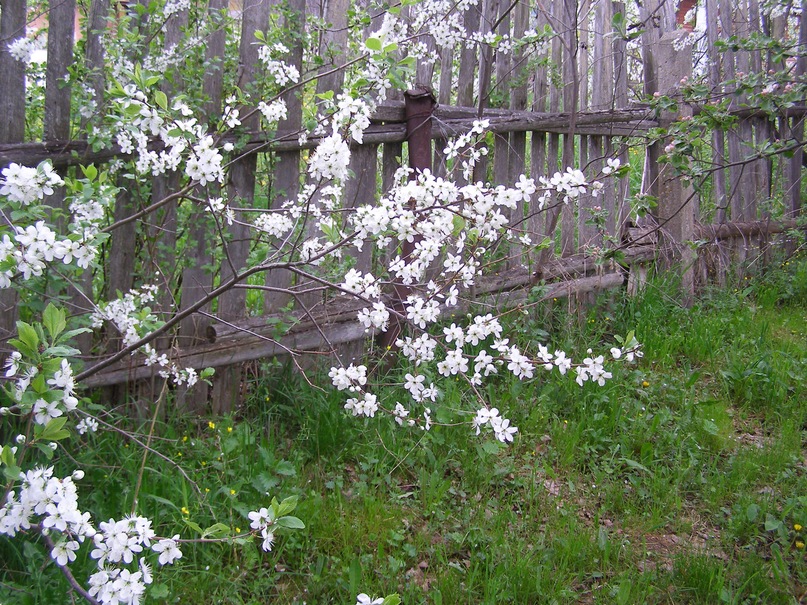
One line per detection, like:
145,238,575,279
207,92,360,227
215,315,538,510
2,256,806,604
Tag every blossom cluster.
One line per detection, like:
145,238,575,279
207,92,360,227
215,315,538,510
0,466,182,605
0,161,64,205
258,43,301,86
90,284,162,348
3,355,79,425
7,36,45,64
307,122,639,443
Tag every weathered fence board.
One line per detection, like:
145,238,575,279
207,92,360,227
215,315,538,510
2,0,804,406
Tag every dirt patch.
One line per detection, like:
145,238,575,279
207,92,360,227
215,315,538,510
637,518,726,573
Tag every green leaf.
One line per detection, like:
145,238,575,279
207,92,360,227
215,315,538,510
382,596,402,605
80,164,98,181
275,516,305,529
3,464,22,481
365,36,383,52
40,417,70,441
202,522,232,538
35,442,55,459
143,493,181,512
150,584,170,599
348,557,362,595
43,346,79,357
1,444,16,468
184,518,204,535
746,503,759,523
154,90,168,110
275,460,297,476
764,514,783,532
452,215,466,236
701,419,720,436
16,322,39,354
622,458,651,473
481,441,501,455
274,495,298,518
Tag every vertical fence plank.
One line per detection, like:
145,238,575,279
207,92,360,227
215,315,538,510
211,0,271,413
559,0,577,256
473,0,498,183
151,8,188,337
317,0,349,94
433,45,453,178
264,0,305,313
506,0,528,269
0,0,27,353
528,0,551,259
492,0,511,195
788,0,806,228
457,3,480,108
648,32,696,305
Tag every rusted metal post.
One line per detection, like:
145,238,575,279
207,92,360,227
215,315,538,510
404,86,437,176
380,87,436,355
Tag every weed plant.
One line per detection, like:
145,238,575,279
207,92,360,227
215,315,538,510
1,257,805,604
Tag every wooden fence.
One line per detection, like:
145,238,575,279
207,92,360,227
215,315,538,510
0,0,803,410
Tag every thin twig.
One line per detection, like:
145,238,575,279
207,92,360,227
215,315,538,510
38,530,101,605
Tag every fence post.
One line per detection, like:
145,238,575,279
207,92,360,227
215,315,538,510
648,31,695,305
380,87,435,355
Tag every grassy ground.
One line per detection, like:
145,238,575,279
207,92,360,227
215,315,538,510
2,256,806,604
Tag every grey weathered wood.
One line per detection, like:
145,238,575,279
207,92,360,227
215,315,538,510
559,0,578,256
342,144,378,274
150,7,188,352
0,0,26,144
647,31,696,305
787,0,807,224
457,3,480,107
316,0,349,95
705,0,727,224
264,0,305,313
492,0,511,192
0,105,661,168
176,0,228,412
0,0,27,354
212,0,271,413
433,45,454,178
83,257,655,389
44,0,75,142
612,1,628,108
505,0,528,268
473,0,499,182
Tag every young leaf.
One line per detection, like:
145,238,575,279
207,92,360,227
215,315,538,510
154,90,168,111
43,303,67,340
16,322,39,354
40,417,70,441
184,519,204,535
202,523,232,538
274,495,298,518
365,36,383,52
81,164,98,181
275,516,305,529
